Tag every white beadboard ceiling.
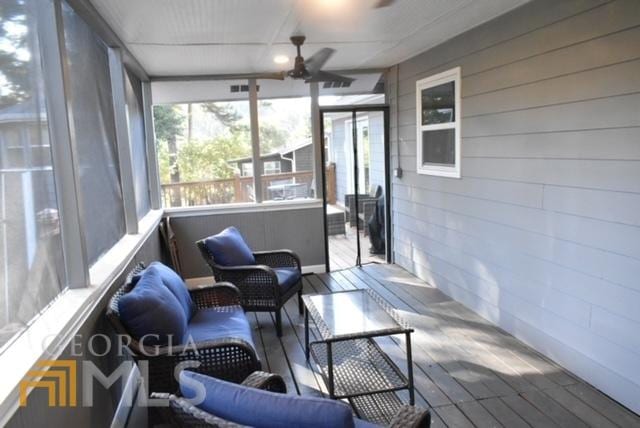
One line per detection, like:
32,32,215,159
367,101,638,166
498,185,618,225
90,0,530,77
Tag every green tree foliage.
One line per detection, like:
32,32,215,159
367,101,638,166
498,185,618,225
201,102,241,128
153,104,184,142
176,134,250,182
0,1,30,108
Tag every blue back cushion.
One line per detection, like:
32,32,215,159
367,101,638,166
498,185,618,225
203,226,255,267
149,261,195,320
118,267,188,345
180,371,355,428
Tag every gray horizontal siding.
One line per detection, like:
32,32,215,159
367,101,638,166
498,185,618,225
389,0,640,414
168,207,325,278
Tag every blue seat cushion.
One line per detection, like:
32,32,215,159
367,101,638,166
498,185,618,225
204,227,256,267
274,267,301,291
148,261,195,320
185,306,255,349
118,267,187,345
180,371,355,428
354,418,380,428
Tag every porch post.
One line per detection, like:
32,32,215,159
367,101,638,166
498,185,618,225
142,81,162,210
248,78,262,202
310,82,323,200
36,0,89,289
108,47,139,234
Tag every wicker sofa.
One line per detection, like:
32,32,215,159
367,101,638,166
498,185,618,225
153,370,431,428
106,262,261,393
196,226,303,337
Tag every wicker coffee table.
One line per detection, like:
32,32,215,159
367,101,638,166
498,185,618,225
303,289,415,425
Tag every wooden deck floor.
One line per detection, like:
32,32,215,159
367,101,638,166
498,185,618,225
328,225,385,270
247,264,640,427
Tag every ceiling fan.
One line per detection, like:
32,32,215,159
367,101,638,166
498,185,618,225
285,35,355,84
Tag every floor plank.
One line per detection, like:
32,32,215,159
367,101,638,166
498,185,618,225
480,397,531,428
566,383,640,428
457,400,503,428
434,404,475,428
542,387,618,428
245,264,639,427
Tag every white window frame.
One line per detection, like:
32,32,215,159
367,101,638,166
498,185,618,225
264,160,281,175
416,67,461,178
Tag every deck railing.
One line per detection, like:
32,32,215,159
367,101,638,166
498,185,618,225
161,169,337,207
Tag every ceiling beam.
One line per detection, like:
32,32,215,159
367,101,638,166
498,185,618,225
149,68,388,82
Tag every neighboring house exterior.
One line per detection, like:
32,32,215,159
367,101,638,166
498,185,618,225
388,0,640,414
0,99,62,337
230,140,314,177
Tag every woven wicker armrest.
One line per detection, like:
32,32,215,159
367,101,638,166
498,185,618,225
388,405,431,428
253,250,301,270
189,282,241,308
240,371,287,393
137,337,261,391
151,393,248,427
150,337,257,358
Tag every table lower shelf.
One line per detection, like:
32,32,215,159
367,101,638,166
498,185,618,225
350,392,404,426
309,338,408,399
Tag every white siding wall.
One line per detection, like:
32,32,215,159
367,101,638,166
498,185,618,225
388,0,640,413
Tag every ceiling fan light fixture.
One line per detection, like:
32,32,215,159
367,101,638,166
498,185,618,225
273,55,289,64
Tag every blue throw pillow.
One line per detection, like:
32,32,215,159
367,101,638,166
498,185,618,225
180,371,355,428
203,226,256,267
118,268,188,346
149,262,196,320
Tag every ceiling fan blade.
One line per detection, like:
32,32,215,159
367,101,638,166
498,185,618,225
304,48,335,75
373,0,396,8
305,70,355,84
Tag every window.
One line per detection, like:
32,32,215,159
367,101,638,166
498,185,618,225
62,1,127,263
263,161,281,175
0,0,66,349
416,67,461,178
258,96,313,201
153,99,254,207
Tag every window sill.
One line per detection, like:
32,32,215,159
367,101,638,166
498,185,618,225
163,198,323,217
0,209,163,425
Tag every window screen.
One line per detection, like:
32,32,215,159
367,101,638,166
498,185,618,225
62,1,126,264
0,0,66,350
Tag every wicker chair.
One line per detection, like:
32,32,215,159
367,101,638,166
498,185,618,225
196,241,303,337
152,371,286,427
106,263,261,393
152,370,430,428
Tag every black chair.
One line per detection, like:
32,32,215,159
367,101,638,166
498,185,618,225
196,236,303,337
152,370,431,428
106,263,261,393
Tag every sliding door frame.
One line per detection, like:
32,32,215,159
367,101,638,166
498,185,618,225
319,105,391,272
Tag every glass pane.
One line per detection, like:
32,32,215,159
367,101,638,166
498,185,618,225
422,128,455,165
62,1,126,264
0,0,65,349
154,97,253,207
258,95,313,202
324,110,387,270
124,69,151,219
356,111,386,264
421,81,455,125
324,112,356,269
306,290,402,339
